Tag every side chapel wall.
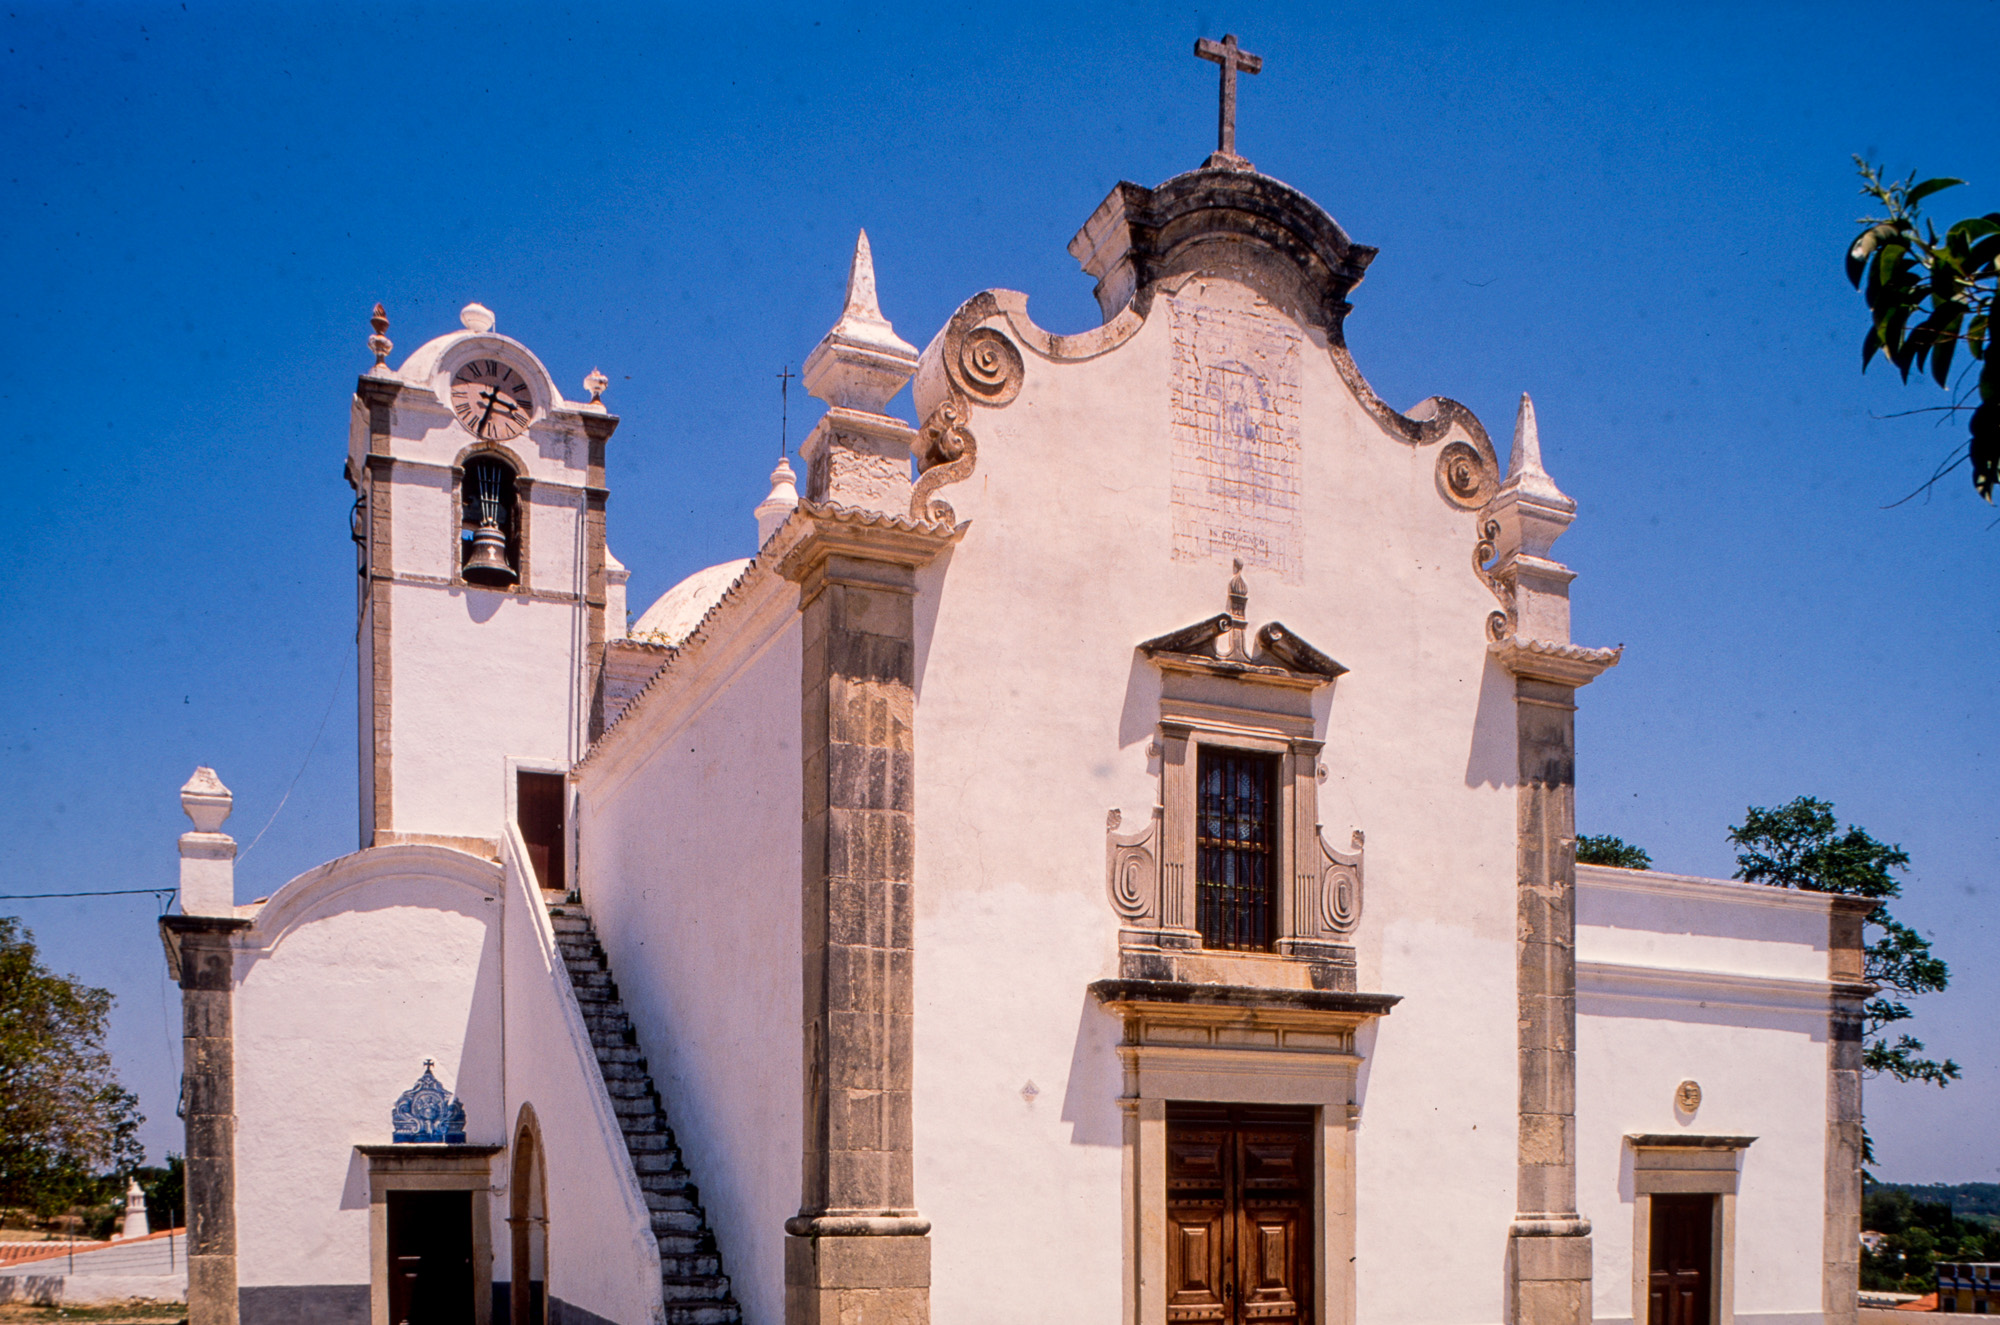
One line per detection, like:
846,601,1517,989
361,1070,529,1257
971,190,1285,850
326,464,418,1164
229,849,505,1322
1575,867,1854,1325
905,272,1524,1325
575,570,805,1325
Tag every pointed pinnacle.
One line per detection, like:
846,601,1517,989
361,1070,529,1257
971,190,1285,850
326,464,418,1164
1510,393,1545,480
844,229,885,324
1505,392,1572,507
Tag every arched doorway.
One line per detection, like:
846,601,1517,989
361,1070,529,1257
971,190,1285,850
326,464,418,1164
509,1105,548,1325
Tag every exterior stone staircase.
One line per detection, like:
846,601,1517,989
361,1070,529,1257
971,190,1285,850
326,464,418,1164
549,905,743,1325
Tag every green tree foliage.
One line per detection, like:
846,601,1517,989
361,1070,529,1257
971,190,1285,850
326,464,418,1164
0,917,145,1218
136,1154,184,1230
1846,161,2000,500
1862,1184,2000,1293
1729,798,1956,1089
1575,834,1651,869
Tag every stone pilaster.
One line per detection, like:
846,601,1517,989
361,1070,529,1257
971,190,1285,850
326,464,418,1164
577,408,617,740
780,508,955,1325
355,375,400,849
1823,897,1877,1325
1508,673,1593,1325
161,915,249,1325
1483,395,1618,1325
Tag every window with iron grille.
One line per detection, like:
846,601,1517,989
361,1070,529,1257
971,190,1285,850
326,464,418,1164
1195,747,1278,951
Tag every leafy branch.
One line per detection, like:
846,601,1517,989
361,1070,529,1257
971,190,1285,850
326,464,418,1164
1729,797,1958,1089
1846,159,2000,500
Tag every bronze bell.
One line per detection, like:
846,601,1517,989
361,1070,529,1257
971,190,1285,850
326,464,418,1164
463,520,517,587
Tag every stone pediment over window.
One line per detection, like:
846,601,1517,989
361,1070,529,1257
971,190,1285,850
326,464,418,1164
1112,565,1363,993
1138,562,1346,687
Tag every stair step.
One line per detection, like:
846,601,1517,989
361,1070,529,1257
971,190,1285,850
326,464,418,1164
663,1305,741,1325
622,1130,676,1152
661,1276,732,1302
659,1253,722,1279
644,1191,699,1213
654,1232,713,1256
651,1209,705,1233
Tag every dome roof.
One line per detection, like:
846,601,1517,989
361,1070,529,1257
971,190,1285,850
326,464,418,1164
630,559,753,647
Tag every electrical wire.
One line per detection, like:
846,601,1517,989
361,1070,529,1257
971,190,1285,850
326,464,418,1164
0,887,177,900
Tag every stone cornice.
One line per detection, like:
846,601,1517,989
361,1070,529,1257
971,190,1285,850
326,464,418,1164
1577,864,1883,918
1575,959,1856,1014
1626,1133,1757,1150
1089,978,1398,1020
1489,635,1622,687
775,500,965,599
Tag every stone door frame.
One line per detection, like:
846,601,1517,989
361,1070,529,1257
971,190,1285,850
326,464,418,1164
1094,985,1395,1325
356,1143,504,1325
1627,1135,1754,1325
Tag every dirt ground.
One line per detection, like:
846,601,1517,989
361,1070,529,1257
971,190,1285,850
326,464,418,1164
0,1303,184,1323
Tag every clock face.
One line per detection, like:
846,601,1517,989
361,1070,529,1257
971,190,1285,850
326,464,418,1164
451,359,533,441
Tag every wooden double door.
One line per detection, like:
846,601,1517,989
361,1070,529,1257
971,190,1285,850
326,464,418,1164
1166,1104,1314,1325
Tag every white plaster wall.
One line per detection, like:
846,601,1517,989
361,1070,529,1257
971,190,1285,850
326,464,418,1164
1577,867,1832,983
387,583,582,841
232,847,504,1294
908,276,1522,1325
1577,871,1835,1325
499,826,667,1325
577,591,804,1325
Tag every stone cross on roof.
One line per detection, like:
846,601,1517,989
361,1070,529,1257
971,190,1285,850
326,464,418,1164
1194,33,1262,164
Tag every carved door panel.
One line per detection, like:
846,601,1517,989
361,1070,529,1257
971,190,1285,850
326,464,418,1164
1168,1105,1315,1325
1647,1194,1713,1325
1236,1116,1310,1325
1167,1121,1230,1324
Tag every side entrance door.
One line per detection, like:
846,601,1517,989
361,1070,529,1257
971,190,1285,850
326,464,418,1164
1648,1194,1714,1325
1166,1103,1314,1325
387,1189,475,1325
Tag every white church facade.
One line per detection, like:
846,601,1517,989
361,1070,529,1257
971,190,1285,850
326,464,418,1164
159,50,1873,1325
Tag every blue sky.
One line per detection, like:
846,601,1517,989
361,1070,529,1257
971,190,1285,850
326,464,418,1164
1,1,1993,1183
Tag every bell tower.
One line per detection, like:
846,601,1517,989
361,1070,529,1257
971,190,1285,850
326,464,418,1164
347,302,617,855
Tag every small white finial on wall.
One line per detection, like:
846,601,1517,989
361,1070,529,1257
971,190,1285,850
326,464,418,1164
755,456,800,545
178,767,236,917
460,302,496,333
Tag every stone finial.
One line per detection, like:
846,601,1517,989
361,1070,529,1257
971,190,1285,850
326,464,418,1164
755,455,800,545
1491,392,1578,565
584,367,609,406
1505,393,1572,510
460,302,496,333
178,767,236,918
181,766,233,832
368,303,393,372
802,230,920,412
1483,392,1620,685
120,1178,149,1241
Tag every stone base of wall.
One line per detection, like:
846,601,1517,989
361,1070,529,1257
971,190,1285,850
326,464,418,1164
785,1234,930,1325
